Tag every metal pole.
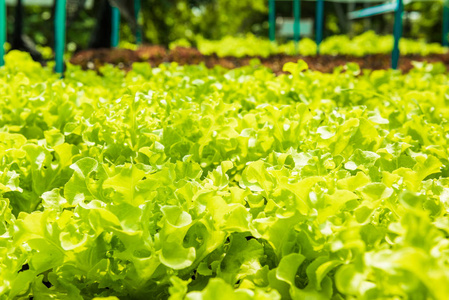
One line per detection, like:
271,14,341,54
0,0,5,67
111,6,120,47
443,2,449,46
316,0,324,54
348,2,355,37
392,0,403,69
269,0,275,42
134,0,142,44
294,0,300,54
55,0,66,75
363,2,371,29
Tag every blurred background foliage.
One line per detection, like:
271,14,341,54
7,0,448,51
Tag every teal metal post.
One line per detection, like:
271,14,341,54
392,0,403,69
315,0,324,54
0,0,5,67
293,0,300,54
55,0,66,75
443,3,449,46
111,7,120,47
269,0,275,42
134,0,142,44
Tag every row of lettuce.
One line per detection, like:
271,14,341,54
1,51,449,299
163,31,449,57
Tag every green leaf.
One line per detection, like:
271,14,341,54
413,155,442,180
219,233,264,284
276,253,305,286
335,264,364,295
64,157,98,205
283,60,309,74
44,129,65,147
103,163,148,206
160,241,196,270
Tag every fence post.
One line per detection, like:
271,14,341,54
55,0,66,75
269,0,275,42
111,6,120,47
134,0,142,44
0,0,5,67
315,0,324,54
294,0,300,54
443,1,449,46
392,0,403,69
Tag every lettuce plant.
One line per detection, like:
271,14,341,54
1,51,449,299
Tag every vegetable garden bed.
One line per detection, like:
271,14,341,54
70,45,449,74
1,50,449,299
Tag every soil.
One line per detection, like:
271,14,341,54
69,45,449,74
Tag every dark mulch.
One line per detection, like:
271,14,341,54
69,45,449,74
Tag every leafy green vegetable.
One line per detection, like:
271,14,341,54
1,50,449,299
193,31,448,58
